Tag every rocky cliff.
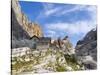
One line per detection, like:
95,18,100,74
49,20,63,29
75,28,97,69
11,0,43,48
11,0,43,40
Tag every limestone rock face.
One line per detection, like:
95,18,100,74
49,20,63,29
11,0,43,48
11,0,43,39
11,7,30,41
75,28,97,69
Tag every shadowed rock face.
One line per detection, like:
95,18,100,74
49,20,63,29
11,7,30,40
11,7,31,48
11,0,43,38
11,0,43,48
11,11,36,48
75,29,97,69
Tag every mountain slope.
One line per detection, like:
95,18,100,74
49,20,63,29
75,28,97,69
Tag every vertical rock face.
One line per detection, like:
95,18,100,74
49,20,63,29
11,0,43,40
11,7,30,40
75,28,97,69
11,0,43,48
21,13,43,37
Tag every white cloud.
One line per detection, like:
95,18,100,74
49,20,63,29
44,30,58,38
46,23,68,30
42,4,97,18
67,21,96,35
45,20,96,37
43,3,55,10
36,3,97,25
46,30,56,36
87,6,97,22
56,5,86,15
43,5,97,38
59,5,97,16
45,7,61,16
35,3,58,20
47,30,56,34
36,3,97,39
42,3,62,16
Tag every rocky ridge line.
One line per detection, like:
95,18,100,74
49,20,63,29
75,28,97,69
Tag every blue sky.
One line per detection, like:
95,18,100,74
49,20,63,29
19,1,97,47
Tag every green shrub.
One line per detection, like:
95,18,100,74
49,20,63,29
56,64,67,72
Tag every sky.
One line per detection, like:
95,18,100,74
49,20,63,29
19,1,97,47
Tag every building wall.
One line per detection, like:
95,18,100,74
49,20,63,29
36,43,50,50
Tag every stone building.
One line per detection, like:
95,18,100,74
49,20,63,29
30,35,51,50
